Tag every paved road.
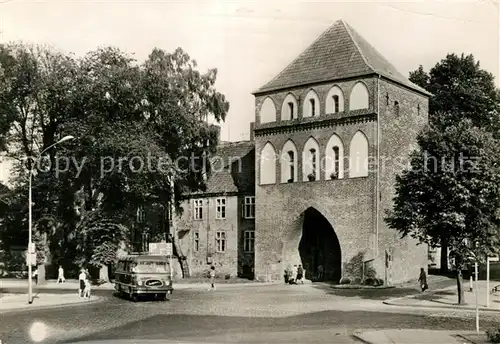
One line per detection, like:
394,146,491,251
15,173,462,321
1,284,499,344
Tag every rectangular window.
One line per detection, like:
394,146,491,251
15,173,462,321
310,99,316,117
310,149,317,177
333,95,339,113
333,146,340,177
136,206,145,223
288,151,295,183
288,102,294,119
193,199,203,220
244,230,255,252
244,196,255,219
194,232,199,252
216,231,226,253
216,197,226,219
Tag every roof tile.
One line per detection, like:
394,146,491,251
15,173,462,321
188,141,255,196
254,20,429,96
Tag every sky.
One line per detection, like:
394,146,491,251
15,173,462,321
0,0,498,184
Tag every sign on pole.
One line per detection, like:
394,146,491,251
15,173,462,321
486,256,499,308
165,243,172,257
25,251,36,266
149,242,173,257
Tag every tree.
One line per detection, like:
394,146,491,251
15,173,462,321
386,118,500,304
409,54,500,272
0,43,229,281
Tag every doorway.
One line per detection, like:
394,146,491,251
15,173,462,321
299,207,341,283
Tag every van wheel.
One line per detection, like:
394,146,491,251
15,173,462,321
159,293,167,301
129,291,138,302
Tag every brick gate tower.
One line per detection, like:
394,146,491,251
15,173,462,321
252,20,431,284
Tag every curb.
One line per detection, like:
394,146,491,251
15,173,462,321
351,333,373,344
456,333,487,344
331,285,396,290
382,299,500,313
0,295,104,315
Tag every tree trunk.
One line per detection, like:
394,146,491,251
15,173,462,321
440,240,449,274
37,232,49,284
99,265,109,282
168,178,190,278
456,269,465,304
37,264,46,285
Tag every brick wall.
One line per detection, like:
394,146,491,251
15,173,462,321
253,76,430,284
375,78,430,284
253,77,378,282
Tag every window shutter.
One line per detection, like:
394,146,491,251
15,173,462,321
241,200,245,219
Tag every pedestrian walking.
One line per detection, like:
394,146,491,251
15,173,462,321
207,266,216,291
32,269,38,285
285,265,293,284
418,267,428,292
83,275,92,299
57,265,66,283
78,268,86,298
297,264,304,284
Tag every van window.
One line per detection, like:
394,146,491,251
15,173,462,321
117,261,125,271
133,261,169,273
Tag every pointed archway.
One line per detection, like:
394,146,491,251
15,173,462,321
299,207,341,283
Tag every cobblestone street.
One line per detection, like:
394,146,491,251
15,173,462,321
1,283,499,344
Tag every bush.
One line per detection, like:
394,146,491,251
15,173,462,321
340,277,351,284
376,278,384,286
225,274,231,280
353,277,362,285
487,328,500,343
363,277,375,286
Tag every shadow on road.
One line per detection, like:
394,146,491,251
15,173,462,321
58,310,500,344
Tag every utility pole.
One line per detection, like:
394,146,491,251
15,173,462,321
168,174,174,280
27,135,74,304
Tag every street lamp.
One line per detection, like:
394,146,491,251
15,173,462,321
28,135,74,304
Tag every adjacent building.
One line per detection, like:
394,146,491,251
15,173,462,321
176,140,256,278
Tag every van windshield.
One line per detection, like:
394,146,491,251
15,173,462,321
132,261,169,273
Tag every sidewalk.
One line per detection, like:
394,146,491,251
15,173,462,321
0,292,100,313
0,278,278,291
353,329,489,344
384,280,500,312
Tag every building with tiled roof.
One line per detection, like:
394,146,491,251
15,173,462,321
254,20,430,97
252,19,430,285
176,136,256,278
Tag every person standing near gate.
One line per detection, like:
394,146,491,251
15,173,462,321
296,264,304,284
317,264,324,281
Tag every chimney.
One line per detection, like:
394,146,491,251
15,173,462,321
249,122,255,141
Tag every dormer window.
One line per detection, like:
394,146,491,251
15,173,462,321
309,99,316,117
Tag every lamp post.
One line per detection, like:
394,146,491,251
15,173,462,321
28,135,74,304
